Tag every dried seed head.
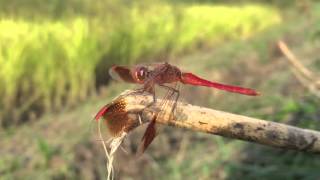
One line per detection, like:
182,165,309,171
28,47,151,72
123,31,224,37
99,98,140,137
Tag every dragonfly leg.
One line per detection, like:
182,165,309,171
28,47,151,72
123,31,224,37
124,88,145,100
127,85,157,107
123,86,158,124
136,86,159,124
138,85,156,109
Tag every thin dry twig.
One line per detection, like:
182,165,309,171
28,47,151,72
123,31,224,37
278,40,320,97
278,40,314,80
103,90,320,154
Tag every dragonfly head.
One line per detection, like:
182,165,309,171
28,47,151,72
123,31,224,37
134,66,149,83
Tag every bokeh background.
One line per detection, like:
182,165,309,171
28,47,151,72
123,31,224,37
0,0,319,179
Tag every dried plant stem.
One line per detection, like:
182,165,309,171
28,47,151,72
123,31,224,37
98,120,113,180
278,40,320,97
98,119,126,180
278,40,314,81
115,91,320,153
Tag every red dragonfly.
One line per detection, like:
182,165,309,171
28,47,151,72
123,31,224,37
95,62,259,153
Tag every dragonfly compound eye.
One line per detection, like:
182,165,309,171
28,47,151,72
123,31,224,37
135,67,148,82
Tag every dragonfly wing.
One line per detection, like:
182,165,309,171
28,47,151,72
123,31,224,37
109,65,137,83
137,115,157,155
94,105,109,121
137,82,179,154
181,72,260,96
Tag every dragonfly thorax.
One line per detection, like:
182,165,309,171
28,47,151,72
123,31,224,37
149,63,182,84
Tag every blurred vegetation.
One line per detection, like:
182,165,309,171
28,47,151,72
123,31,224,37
0,0,320,180
0,18,99,125
0,1,280,126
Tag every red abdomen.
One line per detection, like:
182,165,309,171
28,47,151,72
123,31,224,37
180,72,259,96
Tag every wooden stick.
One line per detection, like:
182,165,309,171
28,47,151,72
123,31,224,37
103,90,320,153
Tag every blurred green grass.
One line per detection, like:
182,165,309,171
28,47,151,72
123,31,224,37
0,18,99,124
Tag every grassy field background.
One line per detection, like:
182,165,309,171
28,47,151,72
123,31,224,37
0,0,320,179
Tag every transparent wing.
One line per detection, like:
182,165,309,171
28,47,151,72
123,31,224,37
134,62,167,71
137,82,180,154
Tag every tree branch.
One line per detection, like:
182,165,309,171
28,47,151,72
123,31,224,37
102,90,320,153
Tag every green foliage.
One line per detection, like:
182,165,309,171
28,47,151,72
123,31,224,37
98,4,281,63
303,3,320,41
0,18,100,125
37,137,56,166
226,146,320,180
